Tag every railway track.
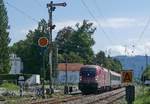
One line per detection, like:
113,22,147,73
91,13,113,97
30,95,82,104
29,88,125,104
64,88,125,104
87,88,125,104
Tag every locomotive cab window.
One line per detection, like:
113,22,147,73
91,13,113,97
80,68,96,77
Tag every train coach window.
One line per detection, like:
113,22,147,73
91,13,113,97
111,75,120,80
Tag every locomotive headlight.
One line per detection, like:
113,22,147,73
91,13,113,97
80,76,82,81
95,76,98,81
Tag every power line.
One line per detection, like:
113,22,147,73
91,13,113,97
137,17,150,43
92,0,117,41
93,0,105,20
80,0,114,45
32,0,43,9
131,17,150,55
6,2,39,23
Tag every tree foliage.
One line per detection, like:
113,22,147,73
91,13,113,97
11,19,122,77
0,0,10,74
142,65,150,80
11,19,58,79
12,20,43,74
55,20,96,64
94,51,122,72
12,30,44,74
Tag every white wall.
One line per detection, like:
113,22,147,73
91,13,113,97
9,54,23,74
57,71,79,84
25,74,40,85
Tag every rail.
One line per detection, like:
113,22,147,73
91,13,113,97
28,88,125,104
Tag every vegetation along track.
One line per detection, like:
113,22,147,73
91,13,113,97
29,88,125,104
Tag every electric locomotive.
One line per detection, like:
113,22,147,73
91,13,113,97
78,65,121,94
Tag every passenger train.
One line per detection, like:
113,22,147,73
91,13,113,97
78,65,121,94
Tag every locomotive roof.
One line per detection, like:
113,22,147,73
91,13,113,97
102,67,109,72
110,70,121,77
82,65,109,71
82,65,121,76
82,65,99,69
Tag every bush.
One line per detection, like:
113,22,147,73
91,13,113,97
0,82,19,91
134,87,150,104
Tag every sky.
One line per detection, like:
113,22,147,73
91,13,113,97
4,0,150,56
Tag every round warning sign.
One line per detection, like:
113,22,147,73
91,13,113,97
38,37,49,47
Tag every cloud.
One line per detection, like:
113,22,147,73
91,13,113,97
19,25,37,35
54,20,82,32
53,17,143,32
106,45,131,56
15,17,145,38
10,17,147,50
94,18,140,29
106,39,150,56
19,17,137,35
9,25,37,45
103,18,136,29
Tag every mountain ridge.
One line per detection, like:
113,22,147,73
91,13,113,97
114,55,150,78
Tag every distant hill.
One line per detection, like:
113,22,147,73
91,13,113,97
114,55,150,79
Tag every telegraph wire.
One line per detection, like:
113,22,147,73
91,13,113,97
93,0,137,56
137,17,150,43
6,2,39,23
32,0,43,9
93,0,106,21
80,0,114,45
92,0,117,40
31,0,61,29
93,0,149,56
131,17,150,56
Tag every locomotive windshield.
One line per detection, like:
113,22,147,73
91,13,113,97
80,67,96,77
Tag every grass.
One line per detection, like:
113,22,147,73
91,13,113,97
0,82,19,91
134,86,150,104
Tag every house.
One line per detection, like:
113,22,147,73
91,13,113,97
57,63,83,84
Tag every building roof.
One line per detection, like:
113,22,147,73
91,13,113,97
58,63,84,71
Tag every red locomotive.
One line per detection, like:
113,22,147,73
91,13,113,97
78,65,121,94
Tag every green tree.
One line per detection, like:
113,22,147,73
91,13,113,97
12,20,47,74
142,65,150,80
94,51,107,67
55,20,96,64
12,19,58,79
95,51,122,72
55,26,74,52
12,30,44,74
0,0,10,74
111,58,122,72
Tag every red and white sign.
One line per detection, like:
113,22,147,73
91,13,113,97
38,37,49,47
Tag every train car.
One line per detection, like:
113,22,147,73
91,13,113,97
110,70,121,89
78,65,121,94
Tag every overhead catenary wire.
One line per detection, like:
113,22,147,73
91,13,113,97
6,2,39,23
130,17,150,56
32,0,43,9
92,0,118,43
80,0,114,45
93,0,140,56
137,17,150,43
93,0,150,56
92,0,106,21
